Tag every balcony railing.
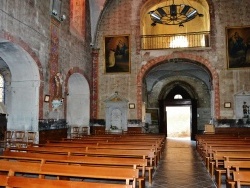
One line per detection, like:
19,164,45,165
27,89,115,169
141,31,210,50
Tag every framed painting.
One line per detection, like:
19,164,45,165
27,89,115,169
226,26,250,68
44,95,50,102
129,103,135,109
224,102,231,108
104,35,130,73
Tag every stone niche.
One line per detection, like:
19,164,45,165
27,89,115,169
104,92,128,131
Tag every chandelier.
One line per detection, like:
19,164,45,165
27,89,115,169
148,0,203,27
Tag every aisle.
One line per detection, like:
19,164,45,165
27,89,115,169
150,137,216,188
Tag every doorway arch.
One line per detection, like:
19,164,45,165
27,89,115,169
138,54,218,138
158,81,203,140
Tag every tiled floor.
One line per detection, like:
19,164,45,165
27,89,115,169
149,137,216,188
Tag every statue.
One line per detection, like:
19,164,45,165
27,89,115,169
243,101,249,117
54,72,63,100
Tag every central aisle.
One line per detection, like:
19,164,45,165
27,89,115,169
150,137,216,188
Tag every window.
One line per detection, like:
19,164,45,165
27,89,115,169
174,94,182,99
0,74,5,102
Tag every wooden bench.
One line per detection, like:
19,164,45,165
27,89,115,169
7,146,156,167
204,146,250,172
2,151,154,185
227,165,250,188
0,174,133,188
42,142,161,165
0,160,139,188
214,154,250,188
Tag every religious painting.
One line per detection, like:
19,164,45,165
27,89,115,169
104,35,130,73
226,26,250,68
146,108,159,125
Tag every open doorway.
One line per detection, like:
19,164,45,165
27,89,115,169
166,106,191,138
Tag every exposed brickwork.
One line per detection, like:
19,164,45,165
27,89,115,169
95,0,250,123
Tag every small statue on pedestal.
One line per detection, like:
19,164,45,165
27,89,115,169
243,101,249,118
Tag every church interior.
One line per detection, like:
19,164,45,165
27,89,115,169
0,0,250,187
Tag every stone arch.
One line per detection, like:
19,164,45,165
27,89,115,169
137,52,220,119
0,31,44,118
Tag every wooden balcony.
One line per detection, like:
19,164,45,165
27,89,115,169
141,31,210,50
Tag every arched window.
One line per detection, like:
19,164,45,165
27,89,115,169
0,74,5,102
174,94,183,99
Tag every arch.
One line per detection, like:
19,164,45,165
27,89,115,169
0,32,43,132
0,31,44,118
137,52,220,119
140,0,210,35
65,68,91,127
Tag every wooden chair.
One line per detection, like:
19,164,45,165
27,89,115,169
81,126,89,136
0,130,13,148
27,131,36,144
13,131,26,147
70,126,80,138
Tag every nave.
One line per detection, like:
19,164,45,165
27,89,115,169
151,138,216,188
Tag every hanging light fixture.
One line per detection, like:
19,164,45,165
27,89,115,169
148,0,203,27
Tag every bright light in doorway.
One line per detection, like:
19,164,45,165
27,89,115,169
166,106,190,138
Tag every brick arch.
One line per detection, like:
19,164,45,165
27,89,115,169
137,52,220,119
0,31,44,118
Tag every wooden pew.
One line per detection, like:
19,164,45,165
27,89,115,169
204,146,250,171
45,139,164,161
210,150,250,176
0,160,139,188
42,142,161,165
7,146,156,167
2,151,154,184
0,174,133,188
232,170,250,188
228,165,250,188
214,153,250,188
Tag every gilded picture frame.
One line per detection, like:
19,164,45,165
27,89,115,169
44,95,50,102
226,26,250,69
224,102,231,108
104,35,130,73
129,103,135,109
